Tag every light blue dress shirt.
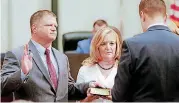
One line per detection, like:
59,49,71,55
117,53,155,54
21,40,58,80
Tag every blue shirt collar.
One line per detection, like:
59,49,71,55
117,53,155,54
31,39,52,55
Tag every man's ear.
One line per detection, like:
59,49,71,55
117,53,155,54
164,14,167,23
140,11,145,22
31,24,37,34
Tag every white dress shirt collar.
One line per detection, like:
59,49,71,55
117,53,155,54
147,22,167,30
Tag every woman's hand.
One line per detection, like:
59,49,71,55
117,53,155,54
100,95,112,100
89,81,105,88
100,88,112,100
80,95,99,102
80,88,100,102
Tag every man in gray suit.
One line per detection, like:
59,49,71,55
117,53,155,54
1,10,92,102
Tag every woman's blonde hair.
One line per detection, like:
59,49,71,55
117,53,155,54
82,27,123,66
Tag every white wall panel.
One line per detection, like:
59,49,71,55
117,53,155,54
1,0,51,52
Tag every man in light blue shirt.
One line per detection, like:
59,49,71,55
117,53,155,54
1,10,94,102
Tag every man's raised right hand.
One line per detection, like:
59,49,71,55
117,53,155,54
21,44,32,75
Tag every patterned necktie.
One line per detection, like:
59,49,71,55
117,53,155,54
45,48,58,89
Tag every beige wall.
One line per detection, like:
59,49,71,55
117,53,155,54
0,0,1,53
1,0,51,53
1,0,9,53
57,0,123,52
120,0,142,39
1,0,144,53
57,0,142,52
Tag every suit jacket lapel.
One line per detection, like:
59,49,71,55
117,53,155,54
52,48,68,96
28,40,55,92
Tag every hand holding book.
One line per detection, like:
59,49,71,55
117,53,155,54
90,88,110,96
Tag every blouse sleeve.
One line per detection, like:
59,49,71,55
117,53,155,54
76,66,86,84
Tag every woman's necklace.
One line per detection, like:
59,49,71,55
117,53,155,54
97,63,114,70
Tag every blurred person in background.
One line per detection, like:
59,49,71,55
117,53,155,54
76,19,108,54
112,0,179,102
76,27,123,102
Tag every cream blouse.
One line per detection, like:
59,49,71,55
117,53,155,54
76,63,118,102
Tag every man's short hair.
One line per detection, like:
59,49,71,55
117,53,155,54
93,19,108,28
139,0,166,18
30,10,56,27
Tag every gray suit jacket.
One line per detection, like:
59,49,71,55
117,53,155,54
1,40,88,102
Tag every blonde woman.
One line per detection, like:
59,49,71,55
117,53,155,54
76,27,122,102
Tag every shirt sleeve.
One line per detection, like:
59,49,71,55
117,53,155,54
76,66,86,84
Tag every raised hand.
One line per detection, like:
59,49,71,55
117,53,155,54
21,44,32,75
